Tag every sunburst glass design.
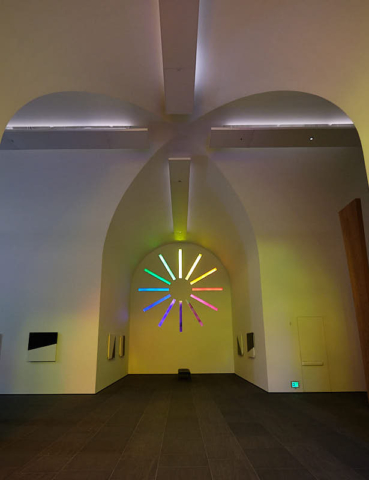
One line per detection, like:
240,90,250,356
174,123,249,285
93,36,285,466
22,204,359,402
139,250,222,332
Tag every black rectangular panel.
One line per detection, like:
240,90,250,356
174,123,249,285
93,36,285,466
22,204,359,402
28,332,58,351
247,332,254,352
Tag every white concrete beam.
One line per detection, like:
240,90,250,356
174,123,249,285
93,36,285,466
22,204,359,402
169,157,191,240
159,0,199,115
210,125,360,148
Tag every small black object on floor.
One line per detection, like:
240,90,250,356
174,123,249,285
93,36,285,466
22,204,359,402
178,368,191,380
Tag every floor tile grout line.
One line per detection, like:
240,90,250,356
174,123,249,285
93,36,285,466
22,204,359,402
107,386,159,480
3,376,369,479
7,392,117,479
231,392,333,480
227,400,261,476
286,393,369,451
153,387,173,480
259,392,336,440
192,382,215,480
272,393,356,477
209,377,263,480
107,387,156,479
0,427,36,453
0,396,77,453
46,387,138,479
282,444,337,480
214,378,319,480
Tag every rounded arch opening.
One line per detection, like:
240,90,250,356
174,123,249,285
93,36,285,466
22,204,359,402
129,242,233,374
96,139,265,391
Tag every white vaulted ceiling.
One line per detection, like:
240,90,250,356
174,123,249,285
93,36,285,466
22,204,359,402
0,1,164,125
1,0,369,177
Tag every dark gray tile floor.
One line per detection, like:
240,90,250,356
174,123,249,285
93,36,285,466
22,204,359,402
1,374,369,479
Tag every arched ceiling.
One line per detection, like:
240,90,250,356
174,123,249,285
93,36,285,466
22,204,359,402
6,92,161,128
2,91,364,271
7,90,351,130
1,0,369,178
99,90,365,283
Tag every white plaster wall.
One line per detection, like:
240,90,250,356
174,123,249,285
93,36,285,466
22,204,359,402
0,149,147,393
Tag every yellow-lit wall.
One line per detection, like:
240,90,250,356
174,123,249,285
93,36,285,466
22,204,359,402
230,243,267,391
129,243,234,374
186,156,268,390
214,147,369,392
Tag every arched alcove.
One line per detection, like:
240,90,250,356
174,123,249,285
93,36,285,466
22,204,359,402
97,146,265,392
97,89,368,394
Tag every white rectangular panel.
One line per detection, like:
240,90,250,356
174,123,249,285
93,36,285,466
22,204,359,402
27,344,57,362
297,316,331,392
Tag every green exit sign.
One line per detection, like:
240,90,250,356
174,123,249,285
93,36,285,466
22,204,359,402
291,381,300,389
